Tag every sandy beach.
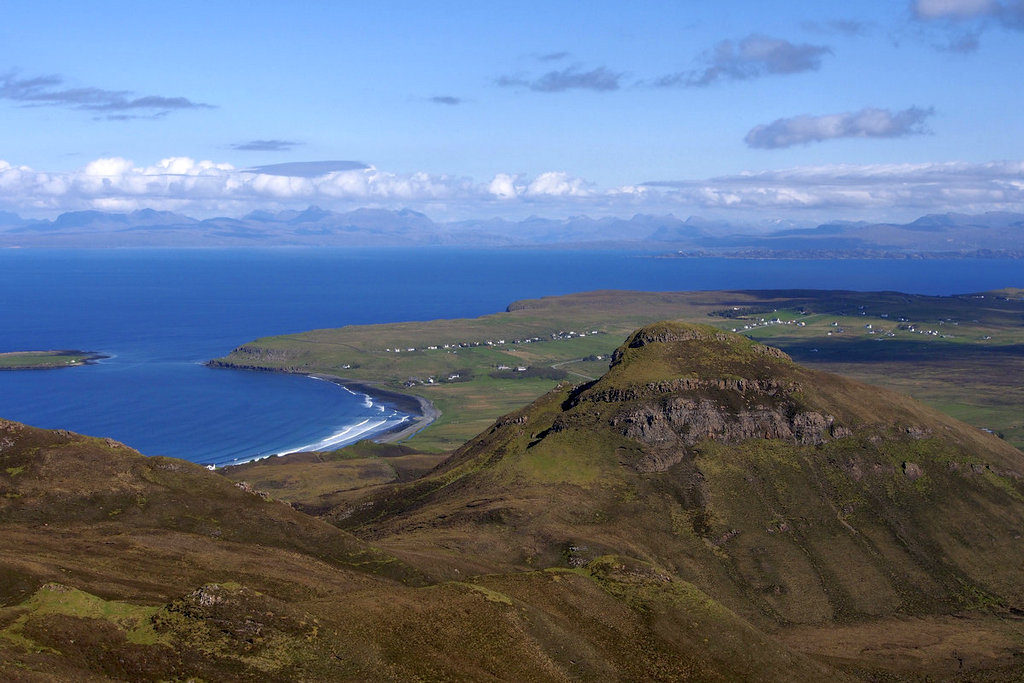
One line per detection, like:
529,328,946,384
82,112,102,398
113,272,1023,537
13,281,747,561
306,373,440,444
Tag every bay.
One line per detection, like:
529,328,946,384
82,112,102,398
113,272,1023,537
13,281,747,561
0,247,1019,466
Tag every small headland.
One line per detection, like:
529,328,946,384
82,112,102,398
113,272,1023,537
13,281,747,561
0,350,108,370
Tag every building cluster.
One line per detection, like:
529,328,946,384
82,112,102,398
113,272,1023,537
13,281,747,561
382,329,603,354
729,308,967,341
730,317,805,333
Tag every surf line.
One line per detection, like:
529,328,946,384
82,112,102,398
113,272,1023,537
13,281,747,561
271,372,427,456
274,415,408,456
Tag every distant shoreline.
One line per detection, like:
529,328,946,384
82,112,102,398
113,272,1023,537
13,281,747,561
656,249,1024,260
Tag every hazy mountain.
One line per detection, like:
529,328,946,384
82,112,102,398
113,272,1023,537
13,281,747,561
0,207,1020,252
0,211,28,228
718,211,1024,253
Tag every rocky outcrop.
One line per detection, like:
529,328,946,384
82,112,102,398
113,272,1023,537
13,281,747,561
206,344,311,373
610,397,848,472
614,398,842,447
574,377,798,406
559,325,851,472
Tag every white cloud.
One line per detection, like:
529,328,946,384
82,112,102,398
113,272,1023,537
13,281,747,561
0,71,213,120
911,0,1024,44
83,157,135,177
646,161,1024,216
0,157,594,216
497,66,622,92
524,172,592,197
2,157,1024,222
656,35,832,87
488,173,518,199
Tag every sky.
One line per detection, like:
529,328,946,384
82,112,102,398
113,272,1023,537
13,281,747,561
2,0,1024,224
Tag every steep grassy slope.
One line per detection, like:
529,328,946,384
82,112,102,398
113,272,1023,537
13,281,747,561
0,418,844,681
336,324,1024,640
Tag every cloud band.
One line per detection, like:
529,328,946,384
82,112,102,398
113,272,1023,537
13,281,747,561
1,157,1022,220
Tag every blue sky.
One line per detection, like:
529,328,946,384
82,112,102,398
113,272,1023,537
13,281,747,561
2,0,1023,223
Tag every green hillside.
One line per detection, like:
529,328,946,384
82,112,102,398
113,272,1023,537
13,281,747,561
323,323,1024,679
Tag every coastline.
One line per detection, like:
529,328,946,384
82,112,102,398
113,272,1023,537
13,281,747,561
307,373,440,444
205,361,440,446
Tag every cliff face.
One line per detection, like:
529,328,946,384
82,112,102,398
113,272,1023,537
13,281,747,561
557,377,850,472
614,398,842,464
548,325,860,472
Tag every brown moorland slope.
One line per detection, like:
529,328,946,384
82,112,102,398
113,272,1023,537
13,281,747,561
3,323,1024,680
331,323,1024,678
0,417,844,681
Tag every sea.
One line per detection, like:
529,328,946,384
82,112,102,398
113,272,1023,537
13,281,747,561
0,248,1020,467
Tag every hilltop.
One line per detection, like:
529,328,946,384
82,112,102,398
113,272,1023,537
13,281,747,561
337,324,1024,598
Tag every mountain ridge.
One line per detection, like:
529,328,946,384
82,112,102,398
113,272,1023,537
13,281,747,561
1,206,1022,251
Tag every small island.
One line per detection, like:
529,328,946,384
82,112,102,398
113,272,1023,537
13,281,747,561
0,350,108,370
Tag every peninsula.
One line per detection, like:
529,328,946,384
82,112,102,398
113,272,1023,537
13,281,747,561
210,288,1024,451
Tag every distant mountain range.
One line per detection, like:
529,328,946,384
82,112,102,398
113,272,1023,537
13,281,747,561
0,207,1021,254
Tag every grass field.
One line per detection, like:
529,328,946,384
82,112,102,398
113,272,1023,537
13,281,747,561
211,289,1024,451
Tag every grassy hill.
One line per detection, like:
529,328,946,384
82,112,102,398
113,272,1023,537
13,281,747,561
4,321,1024,680
0,416,843,681
320,323,1024,679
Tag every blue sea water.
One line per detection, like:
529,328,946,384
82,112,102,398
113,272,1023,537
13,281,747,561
0,248,1020,466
